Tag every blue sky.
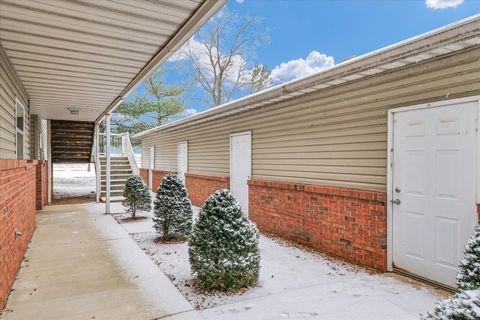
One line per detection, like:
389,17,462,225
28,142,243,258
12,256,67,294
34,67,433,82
125,0,479,122
231,0,479,67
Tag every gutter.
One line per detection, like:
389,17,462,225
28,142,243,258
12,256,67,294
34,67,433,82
134,13,480,139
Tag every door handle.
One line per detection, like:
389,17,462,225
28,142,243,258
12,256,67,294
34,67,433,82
391,199,401,205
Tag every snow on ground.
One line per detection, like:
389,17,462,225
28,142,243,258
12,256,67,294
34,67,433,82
53,163,95,199
111,202,442,319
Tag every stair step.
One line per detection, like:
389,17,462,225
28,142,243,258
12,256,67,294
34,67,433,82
101,174,131,180
101,180,127,186
100,164,131,169
100,157,128,161
100,196,124,203
101,190,124,197
101,185,124,191
101,170,132,175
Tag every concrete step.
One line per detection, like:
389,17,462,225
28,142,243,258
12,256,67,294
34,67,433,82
101,190,124,197
100,164,131,170
100,157,128,161
100,196,124,203
101,184,124,191
101,174,131,180
101,169,132,175
101,179,127,186
100,162,130,167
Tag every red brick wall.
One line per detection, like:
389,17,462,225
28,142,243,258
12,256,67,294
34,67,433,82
0,160,37,308
152,169,169,191
185,173,229,207
139,168,170,191
249,179,387,271
139,168,148,186
32,160,48,210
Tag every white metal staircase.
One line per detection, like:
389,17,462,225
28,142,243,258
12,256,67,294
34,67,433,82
93,131,139,203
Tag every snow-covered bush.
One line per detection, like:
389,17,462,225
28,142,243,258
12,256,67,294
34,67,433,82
188,189,260,292
457,225,480,290
122,175,151,218
422,289,480,320
153,173,193,241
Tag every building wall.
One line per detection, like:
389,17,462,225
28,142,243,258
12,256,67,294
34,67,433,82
140,48,480,270
34,160,48,210
141,48,480,192
0,46,30,160
139,167,169,192
0,160,37,308
29,115,48,160
185,173,229,206
249,179,387,270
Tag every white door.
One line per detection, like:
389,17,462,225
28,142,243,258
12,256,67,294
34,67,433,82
392,101,477,287
149,146,154,190
177,141,188,183
230,132,252,215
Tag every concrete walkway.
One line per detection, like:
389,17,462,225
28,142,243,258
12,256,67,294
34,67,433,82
1,203,193,320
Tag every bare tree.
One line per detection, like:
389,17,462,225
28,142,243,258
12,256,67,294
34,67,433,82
176,9,269,107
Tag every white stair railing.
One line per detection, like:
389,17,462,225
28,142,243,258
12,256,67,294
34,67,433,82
98,133,123,155
94,131,138,202
121,132,139,176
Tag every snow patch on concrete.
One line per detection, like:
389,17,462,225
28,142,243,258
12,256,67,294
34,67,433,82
112,203,441,319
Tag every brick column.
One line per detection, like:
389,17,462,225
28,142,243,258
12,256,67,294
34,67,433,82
33,160,48,210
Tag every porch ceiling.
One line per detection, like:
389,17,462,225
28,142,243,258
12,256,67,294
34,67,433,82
0,0,225,122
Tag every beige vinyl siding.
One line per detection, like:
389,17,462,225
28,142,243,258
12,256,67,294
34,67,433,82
141,47,480,192
29,114,48,160
0,45,29,159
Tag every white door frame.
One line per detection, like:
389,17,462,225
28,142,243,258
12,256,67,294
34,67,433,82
230,131,252,214
386,95,480,271
177,140,188,182
149,146,155,190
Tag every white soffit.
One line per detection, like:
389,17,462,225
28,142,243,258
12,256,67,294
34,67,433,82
0,0,225,122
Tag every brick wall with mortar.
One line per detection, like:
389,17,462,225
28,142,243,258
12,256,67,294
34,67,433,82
185,173,229,207
139,168,148,186
0,160,37,308
32,160,48,210
248,179,387,271
151,169,170,191
139,168,170,192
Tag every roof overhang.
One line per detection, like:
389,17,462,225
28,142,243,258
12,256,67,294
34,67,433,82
0,0,226,123
135,13,480,139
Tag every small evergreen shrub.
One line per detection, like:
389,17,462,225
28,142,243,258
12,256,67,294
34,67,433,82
422,290,480,320
422,226,480,319
188,189,260,292
122,175,151,218
153,173,193,241
457,225,480,290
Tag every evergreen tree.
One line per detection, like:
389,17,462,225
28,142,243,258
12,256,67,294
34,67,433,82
188,189,260,292
112,68,185,147
457,225,480,290
153,173,193,241
422,290,480,320
122,175,151,218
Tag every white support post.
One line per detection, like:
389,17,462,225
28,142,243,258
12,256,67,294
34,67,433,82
47,119,52,204
105,113,111,214
95,123,101,203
